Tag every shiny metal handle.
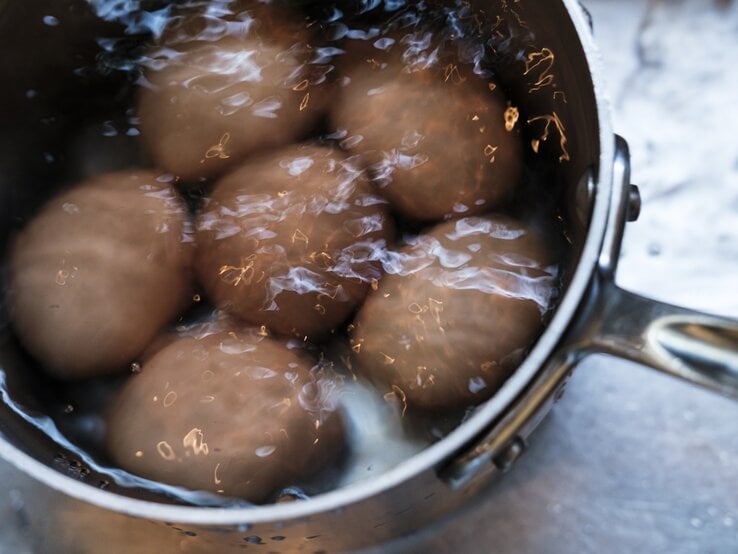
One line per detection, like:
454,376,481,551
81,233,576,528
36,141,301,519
571,279,738,398
582,135,738,396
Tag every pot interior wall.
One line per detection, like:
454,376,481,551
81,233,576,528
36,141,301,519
0,0,600,528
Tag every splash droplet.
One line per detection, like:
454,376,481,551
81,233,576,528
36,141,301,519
255,445,276,458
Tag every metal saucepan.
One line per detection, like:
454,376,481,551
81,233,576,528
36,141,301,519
0,0,737,551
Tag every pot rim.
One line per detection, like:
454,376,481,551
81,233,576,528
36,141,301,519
0,0,617,526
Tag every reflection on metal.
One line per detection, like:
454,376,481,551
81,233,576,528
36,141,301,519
528,112,571,162
570,281,738,401
626,184,641,222
598,136,630,276
523,48,557,93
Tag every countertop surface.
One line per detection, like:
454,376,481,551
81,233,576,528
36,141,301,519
2,0,738,552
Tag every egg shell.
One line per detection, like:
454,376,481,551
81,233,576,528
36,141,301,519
332,42,523,222
106,329,345,502
195,143,394,340
9,170,194,379
350,215,557,411
138,0,335,182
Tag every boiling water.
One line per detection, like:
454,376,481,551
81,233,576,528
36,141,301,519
0,0,569,506
0,369,248,506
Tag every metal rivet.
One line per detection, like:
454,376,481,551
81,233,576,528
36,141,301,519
492,436,527,473
627,184,641,222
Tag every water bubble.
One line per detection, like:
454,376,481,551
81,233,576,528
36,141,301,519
156,173,176,183
156,441,176,461
278,487,310,501
101,121,118,137
42,15,59,26
130,362,142,373
255,445,276,458
468,377,487,394
55,270,69,285
340,135,364,150
62,202,80,214
163,391,178,407
374,37,396,50
252,98,282,119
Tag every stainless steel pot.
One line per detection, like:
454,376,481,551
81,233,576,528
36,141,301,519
1,0,737,552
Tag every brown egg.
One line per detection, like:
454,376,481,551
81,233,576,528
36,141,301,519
106,329,345,502
195,143,394,340
9,170,194,379
350,215,558,411
332,38,523,222
137,0,335,182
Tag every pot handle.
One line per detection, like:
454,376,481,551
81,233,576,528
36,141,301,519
574,135,738,396
569,279,738,398
439,136,738,490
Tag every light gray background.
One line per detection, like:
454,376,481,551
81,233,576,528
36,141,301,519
2,0,737,552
